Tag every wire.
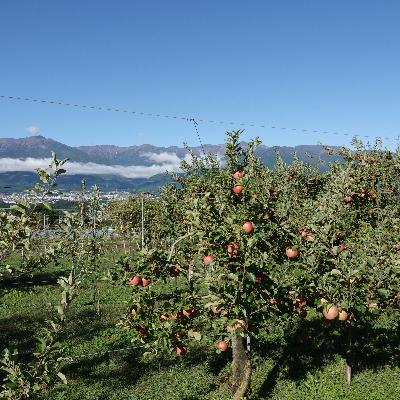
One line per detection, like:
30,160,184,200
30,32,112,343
189,118,206,154
1,94,398,142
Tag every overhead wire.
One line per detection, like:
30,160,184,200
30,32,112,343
1,94,399,143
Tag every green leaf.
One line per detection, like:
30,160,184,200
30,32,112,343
51,151,58,170
10,204,26,214
193,331,202,341
377,288,389,297
330,269,342,276
57,372,67,384
59,158,69,166
56,168,67,176
36,168,50,184
246,272,256,282
43,202,52,211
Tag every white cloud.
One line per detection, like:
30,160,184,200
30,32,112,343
0,151,222,179
144,152,186,164
26,126,40,136
0,153,189,179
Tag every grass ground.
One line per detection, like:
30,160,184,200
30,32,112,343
1,254,399,399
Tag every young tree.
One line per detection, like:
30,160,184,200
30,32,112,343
122,131,319,399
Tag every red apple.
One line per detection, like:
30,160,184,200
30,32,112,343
210,305,219,314
338,243,345,252
232,170,244,180
129,275,142,287
227,242,240,255
232,184,244,194
255,271,267,284
136,326,146,336
344,195,353,203
217,340,229,351
293,298,307,308
243,221,254,233
160,314,169,321
141,277,151,287
176,345,187,356
130,306,137,318
323,305,339,320
338,310,349,321
172,311,183,320
182,308,197,318
320,297,329,304
203,254,215,265
286,248,299,259
210,306,227,315
169,265,181,277
300,230,314,241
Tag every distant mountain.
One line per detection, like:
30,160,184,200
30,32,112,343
0,136,342,193
0,136,92,162
0,171,175,193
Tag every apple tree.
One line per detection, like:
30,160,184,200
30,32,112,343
121,131,322,399
299,141,400,383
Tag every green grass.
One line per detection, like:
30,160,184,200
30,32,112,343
1,258,399,399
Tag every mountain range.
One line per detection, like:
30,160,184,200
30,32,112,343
0,135,341,193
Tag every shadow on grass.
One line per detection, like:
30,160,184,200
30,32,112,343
0,313,47,354
62,307,117,341
256,317,400,398
57,342,230,398
0,304,123,369
0,269,68,290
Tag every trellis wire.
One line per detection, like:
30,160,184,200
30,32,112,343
1,94,399,142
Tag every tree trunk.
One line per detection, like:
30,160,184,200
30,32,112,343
231,331,252,400
345,323,352,384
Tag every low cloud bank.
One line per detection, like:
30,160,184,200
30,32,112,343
0,152,193,179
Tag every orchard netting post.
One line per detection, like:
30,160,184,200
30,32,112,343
345,321,352,384
43,213,47,254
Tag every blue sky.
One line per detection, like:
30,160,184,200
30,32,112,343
1,0,400,149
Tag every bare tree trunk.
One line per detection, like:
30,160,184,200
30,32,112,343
231,331,252,400
345,323,352,384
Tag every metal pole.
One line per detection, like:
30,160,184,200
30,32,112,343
43,214,47,253
141,195,144,249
